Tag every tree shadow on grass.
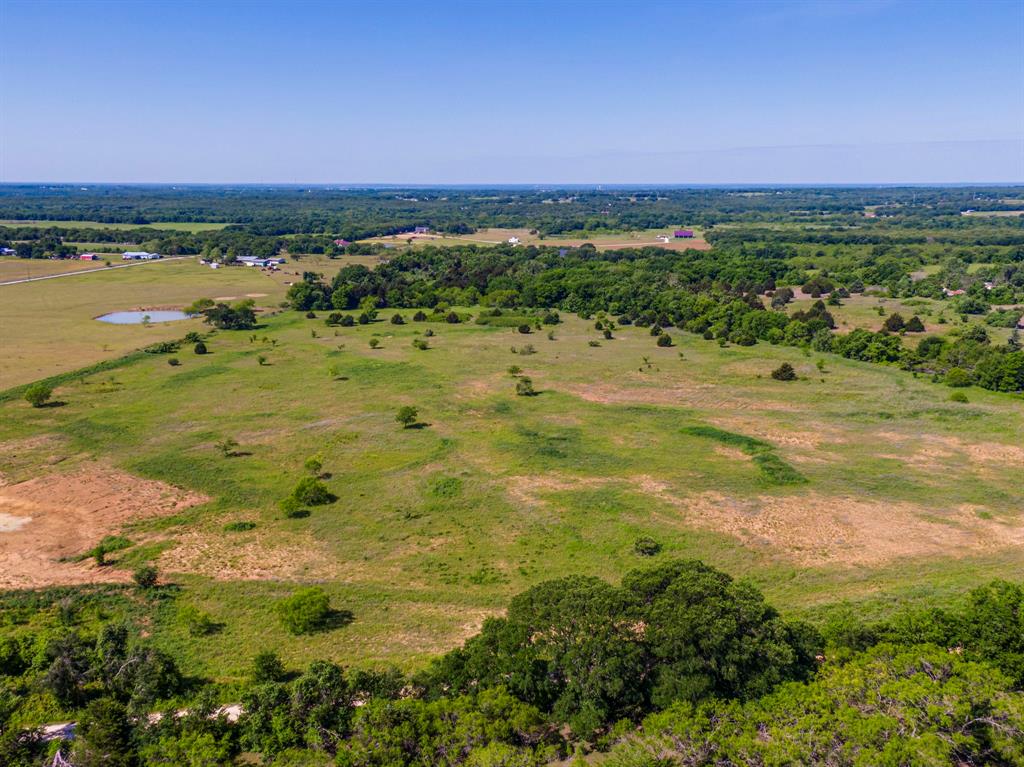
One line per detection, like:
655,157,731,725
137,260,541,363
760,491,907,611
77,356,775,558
36,400,67,408
225,450,253,458
323,608,355,631
405,422,431,430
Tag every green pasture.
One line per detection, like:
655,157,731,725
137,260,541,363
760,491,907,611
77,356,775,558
2,305,1022,681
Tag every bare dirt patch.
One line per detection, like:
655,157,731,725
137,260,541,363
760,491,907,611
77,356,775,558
655,489,1024,567
502,472,1024,567
559,379,797,413
0,466,207,588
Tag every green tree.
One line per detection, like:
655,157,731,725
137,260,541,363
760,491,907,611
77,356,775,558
23,382,53,408
515,377,536,396
771,362,796,381
278,587,332,635
73,698,135,767
396,405,418,428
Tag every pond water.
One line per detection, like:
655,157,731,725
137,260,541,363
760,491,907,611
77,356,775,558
96,310,192,324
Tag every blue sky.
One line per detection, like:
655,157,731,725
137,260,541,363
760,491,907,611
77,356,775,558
1,0,1021,183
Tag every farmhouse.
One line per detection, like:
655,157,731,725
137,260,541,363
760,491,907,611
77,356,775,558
413,226,430,234
943,287,967,297
79,253,100,260
657,235,670,243
674,229,695,238
508,236,521,245
238,256,286,267
333,239,350,247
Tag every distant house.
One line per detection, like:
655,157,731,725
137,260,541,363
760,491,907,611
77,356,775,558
79,253,100,261
674,229,695,238
0,247,15,255
657,235,670,243
557,248,568,257
507,236,520,245
239,256,286,267
333,239,350,247
122,251,160,260
413,226,430,234
942,287,966,297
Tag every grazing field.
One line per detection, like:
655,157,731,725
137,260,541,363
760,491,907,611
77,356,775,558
2,293,1022,679
0,256,115,281
0,219,231,231
362,226,712,252
0,259,285,388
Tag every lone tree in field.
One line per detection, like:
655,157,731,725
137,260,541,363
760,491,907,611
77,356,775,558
772,362,797,381
194,341,207,354
396,405,419,428
656,333,673,347
24,382,53,408
277,587,331,635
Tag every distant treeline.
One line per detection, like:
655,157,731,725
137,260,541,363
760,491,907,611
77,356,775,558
2,184,1023,236
286,243,1024,393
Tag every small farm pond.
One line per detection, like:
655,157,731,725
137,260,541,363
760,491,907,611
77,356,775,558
96,310,191,324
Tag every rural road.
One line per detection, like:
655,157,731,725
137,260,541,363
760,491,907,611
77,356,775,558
0,256,190,286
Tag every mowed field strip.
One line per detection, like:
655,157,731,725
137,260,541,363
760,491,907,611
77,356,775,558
2,274,1022,676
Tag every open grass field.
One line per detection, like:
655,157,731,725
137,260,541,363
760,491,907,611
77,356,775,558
2,281,1023,681
361,227,711,252
0,259,286,389
0,219,231,232
0,256,117,281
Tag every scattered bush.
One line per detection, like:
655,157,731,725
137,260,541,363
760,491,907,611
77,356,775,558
413,310,428,321
24,382,53,407
340,314,355,327
290,477,334,506
305,311,317,319
277,587,331,635
634,537,661,556
224,521,257,532
369,337,381,349
771,362,797,381
945,367,972,387
167,357,180,366
517,324,531,334
656,333,673,347
905,315,925,332
508,365,522,376
446,312,461,324
391,314,405,325
132,565,158,589
251,651,286,684
412,338,429,350
949,391,969,403
193,341,207,354
515,377,536,396
177,605,217,636
304,455,323,476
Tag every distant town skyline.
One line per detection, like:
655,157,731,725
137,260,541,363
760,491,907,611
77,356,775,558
1,0,1021,183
